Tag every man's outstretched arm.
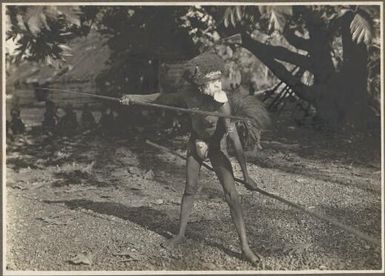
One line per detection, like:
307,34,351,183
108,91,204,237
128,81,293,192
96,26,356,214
120,92,183,106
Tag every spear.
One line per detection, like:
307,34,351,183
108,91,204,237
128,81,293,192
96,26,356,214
28,34,247,120
35,87,251,122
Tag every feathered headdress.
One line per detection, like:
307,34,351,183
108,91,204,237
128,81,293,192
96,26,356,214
183,52,225,86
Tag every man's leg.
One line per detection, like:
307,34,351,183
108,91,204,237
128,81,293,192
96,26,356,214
220,135,229,157
163,141,202,247
209,150,260,263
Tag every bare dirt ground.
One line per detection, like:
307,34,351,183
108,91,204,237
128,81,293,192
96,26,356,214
5,114,383,272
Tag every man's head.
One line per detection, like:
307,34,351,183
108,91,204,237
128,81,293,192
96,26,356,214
184,52,228,103
198,70,228,103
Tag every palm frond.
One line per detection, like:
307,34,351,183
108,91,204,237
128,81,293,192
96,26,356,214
258,6,292,33
24,6,46,35
350,11,373,45
56,6,81,26
223,6,248,27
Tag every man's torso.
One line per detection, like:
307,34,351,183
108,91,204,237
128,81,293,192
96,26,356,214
182,89,229,142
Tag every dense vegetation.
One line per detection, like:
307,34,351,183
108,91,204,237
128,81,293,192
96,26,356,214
6,5,381,129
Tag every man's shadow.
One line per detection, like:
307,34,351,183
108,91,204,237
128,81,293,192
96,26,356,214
44,198,246,261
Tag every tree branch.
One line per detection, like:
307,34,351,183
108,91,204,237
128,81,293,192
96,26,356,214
241,32,317,103
282,26,310,51
263,57,316,103
242,33,313,72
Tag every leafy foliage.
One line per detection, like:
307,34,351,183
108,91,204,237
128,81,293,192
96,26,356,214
177,6,220,52
89,6,199,97
223,6,294,33
6,5,379,67
222,5,375,45
5,4,381,129
265,6,293,33
6,6,83,66
350,10,373,45
220,4,380,128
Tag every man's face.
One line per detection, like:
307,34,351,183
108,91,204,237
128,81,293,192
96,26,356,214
201,78,222,97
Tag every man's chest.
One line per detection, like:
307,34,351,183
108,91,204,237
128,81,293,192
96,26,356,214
183,94,229,138
184,93,229,114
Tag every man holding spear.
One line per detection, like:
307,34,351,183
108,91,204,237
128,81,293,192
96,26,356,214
120,51,269,264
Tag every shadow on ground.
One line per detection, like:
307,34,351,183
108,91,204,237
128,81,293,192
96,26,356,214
42,198,290,262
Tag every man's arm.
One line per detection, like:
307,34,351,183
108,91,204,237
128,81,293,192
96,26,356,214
120,92,183,106
121,93,160,104
227,122,259,190
227,123,248,179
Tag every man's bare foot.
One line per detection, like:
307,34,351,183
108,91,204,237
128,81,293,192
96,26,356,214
244,176,260,191
242,247,261,264
161,235,185,249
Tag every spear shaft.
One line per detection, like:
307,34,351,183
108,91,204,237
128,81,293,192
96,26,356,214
128,100,248,121
37,87,250,122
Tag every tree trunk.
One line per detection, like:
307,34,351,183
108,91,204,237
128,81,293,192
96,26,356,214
301,8,336,84
241,15,370,129
314,12,371,129
338,11,370,128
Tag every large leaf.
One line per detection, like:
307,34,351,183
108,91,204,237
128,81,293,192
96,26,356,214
6,5,82,63
68,252,93,265
223,7,232,27
18,6,81,36
350,11,373,45
223,6,246,27
235,6,243,21
24,6,46,35
16,14,27,31
266,6,293,33
56,6,81,26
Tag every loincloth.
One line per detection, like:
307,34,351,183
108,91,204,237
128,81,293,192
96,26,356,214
187,128,224,161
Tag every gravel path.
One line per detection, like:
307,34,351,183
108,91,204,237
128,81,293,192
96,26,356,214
5,122,383,272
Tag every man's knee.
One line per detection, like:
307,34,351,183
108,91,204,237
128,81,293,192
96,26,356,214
183,189,198,197
184,180,199,196
224,189,240,205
